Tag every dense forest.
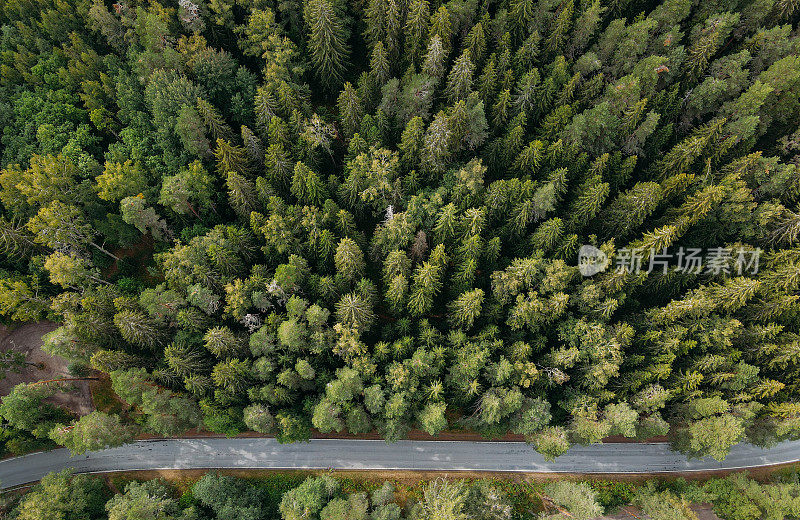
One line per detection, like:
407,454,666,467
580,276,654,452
6,470,800,520
0,0,800,460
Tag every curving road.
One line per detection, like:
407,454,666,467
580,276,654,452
2,438,800,489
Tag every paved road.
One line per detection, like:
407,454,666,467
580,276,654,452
2,438,800,489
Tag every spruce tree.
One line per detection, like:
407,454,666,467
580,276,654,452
304,0,351,89
404,0,430,65
445,50,475,103
337,82,363,138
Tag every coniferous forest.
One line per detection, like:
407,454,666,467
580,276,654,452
1,0,800,461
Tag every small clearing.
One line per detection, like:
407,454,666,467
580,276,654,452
0,321,93,415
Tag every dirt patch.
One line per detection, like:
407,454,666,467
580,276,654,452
91,375,125,415
103,234,159,283
0,321,94,416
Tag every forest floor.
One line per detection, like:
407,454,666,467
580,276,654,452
0,321,93,415
102,234,155,280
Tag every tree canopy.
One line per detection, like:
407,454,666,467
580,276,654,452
1,0,800,461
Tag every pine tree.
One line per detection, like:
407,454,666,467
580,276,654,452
512,139,544,175
478,57,498,107
27,201,120,260
215,138,251,176
111,369,202,436
449,288,484,329
421,35,447,79
266,143,294,188
492,89,512,127
335,237,366,282
404,0,429,65
399,116,425,171
96,160,147,203
291,161,328,205
241,125,264,165
304,0,350,89
226,171,257,218
114,310,166,350
204,326,246,358
383,0,402,59
212,358,251,393
0,217,38,260
165,342,209,377
50,412,135,455
464,21,486,66
686,12,740,79
543,0,574,57
0,382,62,436
428,6,452,54
159,160,213,217
243,403,275,433
567,176,609,230
568,0,605,58
369,41,391,84
337,82,363,138
408,244,447,316
658,118,727,178
422,111,452,174
418,401,448,435
44,251,108,289
363,0,389,48
676,413,746,461
312,397,345,432
197,97,233,141
600,181,663,240
445,50,475,103
106,480,188,519
509,0,535,38
336,292,375,330
632,488,697,520
542,481,603,520
532,426,571,460
254,86,278,131
120,195,171,241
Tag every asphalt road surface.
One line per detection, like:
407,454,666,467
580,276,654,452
3,438,800,489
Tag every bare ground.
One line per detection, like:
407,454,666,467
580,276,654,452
0,321,94,416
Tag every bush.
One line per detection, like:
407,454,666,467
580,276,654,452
588,480,636,509
200,400,245,436
67,362,90,377
116,276,143,294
